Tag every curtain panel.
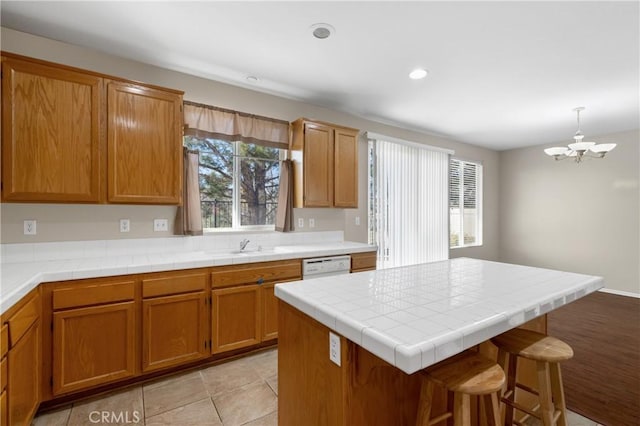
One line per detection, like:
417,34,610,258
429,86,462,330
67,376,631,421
183,101,289,149
174,148,203,236
275,159,294,232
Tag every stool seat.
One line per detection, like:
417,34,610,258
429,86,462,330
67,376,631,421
416,351,505,426
491,329,573,426
424,351,505,395
491,328,573,362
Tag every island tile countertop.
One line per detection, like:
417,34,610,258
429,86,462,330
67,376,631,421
0,238,375,314
275,257,604,374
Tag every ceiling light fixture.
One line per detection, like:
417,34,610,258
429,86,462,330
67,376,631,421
310,23,334,40
246,76,259,83
409,68,428,80
544,107,616,163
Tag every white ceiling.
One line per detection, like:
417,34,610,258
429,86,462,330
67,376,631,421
1,1,638,150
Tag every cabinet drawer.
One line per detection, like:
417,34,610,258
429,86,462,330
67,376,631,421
0,357,6,392
53,280,135,310
7,294,39,347
0,325,7,358
211,260,301,288
351,252,377,272
143,273,206,298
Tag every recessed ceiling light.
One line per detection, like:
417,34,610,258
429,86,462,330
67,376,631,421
409,68,428,80
246,76,259,83
310,23,335,39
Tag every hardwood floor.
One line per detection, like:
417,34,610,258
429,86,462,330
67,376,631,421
548,291,640,426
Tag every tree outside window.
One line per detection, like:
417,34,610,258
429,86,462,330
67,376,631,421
184,136,281,229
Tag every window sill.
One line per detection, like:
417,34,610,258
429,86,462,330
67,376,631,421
450,243,483,250
203,227,276,235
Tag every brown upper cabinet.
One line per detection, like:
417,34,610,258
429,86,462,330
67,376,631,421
107,81,182,204
290,119,359,208
1,53,183,204
1,56,103,202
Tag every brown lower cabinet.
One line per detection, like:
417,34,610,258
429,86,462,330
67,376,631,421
142,292,209,372
52,302,136,395
3,254,386,423
2,291,41,426
211,284,262,353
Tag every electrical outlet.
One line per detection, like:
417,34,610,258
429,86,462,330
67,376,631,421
297,218,304,228
329,332,341,366
153,219,168,232
355,216,361,226
23,220,37,235
119,219,130,233
309,218,315,228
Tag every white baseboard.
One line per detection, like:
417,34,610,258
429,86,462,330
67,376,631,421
598,288,640,298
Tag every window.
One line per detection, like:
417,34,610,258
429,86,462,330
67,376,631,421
368,136,450,268
184,136,281,230
449,158,482,248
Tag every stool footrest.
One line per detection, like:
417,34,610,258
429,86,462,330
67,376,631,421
501,397,541,419
515,381,539,397
427,412,452,425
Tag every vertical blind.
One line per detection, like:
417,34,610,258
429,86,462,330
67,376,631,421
449,158,482,248
370,136,451,269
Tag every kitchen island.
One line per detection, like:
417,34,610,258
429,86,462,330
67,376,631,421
275,258,603,425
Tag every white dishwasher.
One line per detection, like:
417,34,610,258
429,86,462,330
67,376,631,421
302,255,351,279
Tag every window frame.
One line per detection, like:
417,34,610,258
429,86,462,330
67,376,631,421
449,158,483,249
187,137,283,232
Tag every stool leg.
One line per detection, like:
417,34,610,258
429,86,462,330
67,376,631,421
453,392,471,426
416,379,434,426
483,393,501,426
496,349,508,424
550,362,568,426
504,354,518,426
536,361,555,426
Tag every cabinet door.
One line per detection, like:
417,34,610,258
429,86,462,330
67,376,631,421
211,285,261,354
8,321,40,426
333,128,358,208
1,57,102,202
142,292,208,373
53,302,136,395
107,81,182,204
303,122,333,207
261,283,278,341
261,279,299,342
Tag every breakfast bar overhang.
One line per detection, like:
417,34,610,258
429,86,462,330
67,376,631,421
275,258,603,425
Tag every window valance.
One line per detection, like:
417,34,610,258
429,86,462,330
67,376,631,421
183,101,289,149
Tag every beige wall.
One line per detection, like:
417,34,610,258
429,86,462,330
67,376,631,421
0,27,501,261
499,129,640,294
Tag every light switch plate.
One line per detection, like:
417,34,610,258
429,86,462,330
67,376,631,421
119,219,130,233
297,218,304,228
355,216,361,226
329,332,341,366
309,218,315,228
23,220,37,235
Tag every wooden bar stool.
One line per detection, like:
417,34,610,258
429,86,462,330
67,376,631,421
416,351,505,426
491,329,573,426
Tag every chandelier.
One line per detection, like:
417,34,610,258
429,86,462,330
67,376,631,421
544,107,616,163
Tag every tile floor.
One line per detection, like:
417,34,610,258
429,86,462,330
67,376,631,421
32,347,600,426
32,349,278,426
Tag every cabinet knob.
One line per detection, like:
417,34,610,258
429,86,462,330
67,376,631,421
257,278,264,285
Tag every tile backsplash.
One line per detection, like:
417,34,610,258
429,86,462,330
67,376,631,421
1,231,344,263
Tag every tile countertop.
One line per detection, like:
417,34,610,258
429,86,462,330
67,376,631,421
274,257,604,375
0,241,376,315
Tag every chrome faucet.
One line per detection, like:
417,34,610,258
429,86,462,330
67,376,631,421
239,239,250,251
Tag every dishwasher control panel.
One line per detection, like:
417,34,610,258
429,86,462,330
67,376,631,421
302,255,351,278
